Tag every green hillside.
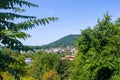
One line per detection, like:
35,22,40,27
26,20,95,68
40,34,80,49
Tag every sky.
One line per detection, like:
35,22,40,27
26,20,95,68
20,0,120,46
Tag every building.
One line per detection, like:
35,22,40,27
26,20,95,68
25,58,32,63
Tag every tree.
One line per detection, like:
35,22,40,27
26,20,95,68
42,70,59,80
0,0,58,80
71,14,120,80
0,0,58,51
28,52,61,79
26,50,71,80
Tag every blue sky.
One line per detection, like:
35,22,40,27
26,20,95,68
21,0,120,46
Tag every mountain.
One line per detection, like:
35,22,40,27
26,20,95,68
39,34,80,49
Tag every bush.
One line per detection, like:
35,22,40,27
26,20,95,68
71,14,120,80
42,70,59,80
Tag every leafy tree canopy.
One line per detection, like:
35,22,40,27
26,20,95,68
71,14,120,80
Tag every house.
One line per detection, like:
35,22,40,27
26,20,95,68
25,58,32,63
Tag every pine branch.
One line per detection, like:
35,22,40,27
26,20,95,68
0,7,26,12
16,17,59,30
0,0,38,8
1,36,23,50
0,20,16,30
0,12,36,20
0,30,31,39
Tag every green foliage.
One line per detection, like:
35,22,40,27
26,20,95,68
21,76,36,80
71,14,120,80
0,72,14,80
28,52,60,79
42,70,59,80
27,51,71,80
57,59,71,80
0,0,58,51
11,54,27,76
0,0,58,80
0,49,20,80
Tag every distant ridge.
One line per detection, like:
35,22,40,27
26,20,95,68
40,34,80,49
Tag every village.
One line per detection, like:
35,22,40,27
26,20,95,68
44,47,77,53
24,46,77,63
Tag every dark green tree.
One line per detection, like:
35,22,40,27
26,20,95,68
0,0,58,80
71,14,120,80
